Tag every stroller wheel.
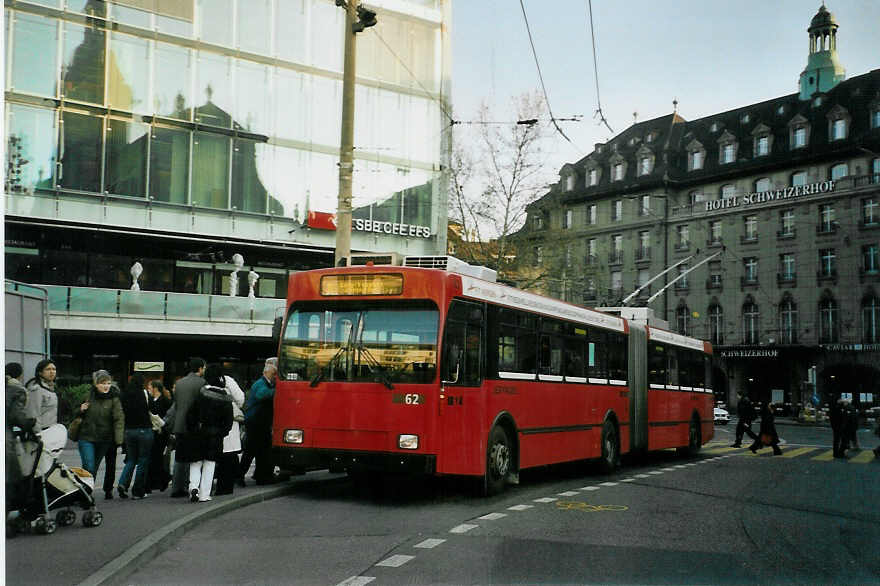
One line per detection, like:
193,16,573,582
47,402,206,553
82,511,103,527
34,517,57,535
55,510,77,527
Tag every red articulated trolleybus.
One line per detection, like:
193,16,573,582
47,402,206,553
272,256,714,495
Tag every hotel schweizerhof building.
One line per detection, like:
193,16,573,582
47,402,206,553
4,0,451,385
521,6,880,409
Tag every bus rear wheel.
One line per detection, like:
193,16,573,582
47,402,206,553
484,426,511,496
599,420,619,474
677,416,702,457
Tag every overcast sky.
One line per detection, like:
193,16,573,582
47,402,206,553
451,1,880,176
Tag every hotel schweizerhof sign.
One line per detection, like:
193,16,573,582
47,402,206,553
704,180,836,213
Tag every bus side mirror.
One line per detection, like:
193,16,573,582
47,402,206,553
442,350,462,385
272,316,283,349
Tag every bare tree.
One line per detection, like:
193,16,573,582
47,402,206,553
448,91,556,286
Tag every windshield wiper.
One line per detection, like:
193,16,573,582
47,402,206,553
356,342,394,390
310,344,348,387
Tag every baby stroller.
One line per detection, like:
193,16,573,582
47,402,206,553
9,423,102,535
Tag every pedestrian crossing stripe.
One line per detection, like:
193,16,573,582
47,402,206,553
778,447,817,458
702,442,876,463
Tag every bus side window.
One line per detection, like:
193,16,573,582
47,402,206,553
588,330,609,380
607,333,627,382
667,347,679,387
648,343,666,387
539,319,564,376
564,324,586,379
443,300,483,386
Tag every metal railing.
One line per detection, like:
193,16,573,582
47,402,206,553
42,285,284,323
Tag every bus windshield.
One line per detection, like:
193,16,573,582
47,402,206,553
279,301,439,385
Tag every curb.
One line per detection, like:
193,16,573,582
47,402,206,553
77,472,343,586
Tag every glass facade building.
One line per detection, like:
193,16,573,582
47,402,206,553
4,0,451,384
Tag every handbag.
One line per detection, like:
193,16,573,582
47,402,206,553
68,416,82,442
145,389,164,432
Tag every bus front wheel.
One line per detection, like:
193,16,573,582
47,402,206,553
599,420,619,474
484,426,511,496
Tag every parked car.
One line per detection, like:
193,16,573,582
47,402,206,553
714,406,730,425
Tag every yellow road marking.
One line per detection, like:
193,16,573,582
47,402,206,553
849,450,876,464
779,447,817,459
811,450,835,461
704,446,742,454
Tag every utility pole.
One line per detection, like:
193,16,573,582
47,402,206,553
334,1,376,267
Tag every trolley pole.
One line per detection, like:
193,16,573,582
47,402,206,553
335,1,376,267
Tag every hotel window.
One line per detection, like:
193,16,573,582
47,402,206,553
819,204,835,232
676,225,690,249
863,296,880,343
792,126,807,148
613,163,624,181
872,158,880,184
587,204,597,225
639,156,653,176
873,109,880,129
610,234,623,263
780,209,795,236
819,248,836,277
791,171,807,187
677,264,689,289
744,215,758,240
676,304,690,336
720,143,736,164
534,246,543,266
587,239,597,264
689,190,705,206
588,168,598,186
780,253,795,281
742,301,759,345
744,257,758,282
611,200,622,221
708,304,723,345
863,198,878,225
565,243,573,267
755,136,770,156
610,270,623,293
689,149,704,171
779,298,798,344
819,297,838,343
562,209,573,229
864,244,879,273
754,177,771,192
709,220,722,244
721,184,736,199
566,174,575,191
534,214,544,229
831,118,847,141
830,163,848,181
639,195,650,216
638,231,651,259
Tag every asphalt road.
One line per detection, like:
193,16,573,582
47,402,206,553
122,421,879,585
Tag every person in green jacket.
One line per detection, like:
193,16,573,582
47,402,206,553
72,370,124,499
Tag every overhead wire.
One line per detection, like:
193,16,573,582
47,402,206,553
585,0,613,134
517,0,582,152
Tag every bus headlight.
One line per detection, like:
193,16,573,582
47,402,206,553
398,434,419,450
284,429,304,444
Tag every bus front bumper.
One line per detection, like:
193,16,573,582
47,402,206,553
274,446,436,475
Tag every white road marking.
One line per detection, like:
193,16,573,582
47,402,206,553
579,486,601,491
621,478,636,482
414,538,446,549
479,512,507,520
634,473,651,478
600,482,619,486
336,577,375,586
662,467,677,471
674,465,687,469
558,491,580,496
450,524,479,534
648,471,664,475
376,555,414,568
534,497,558,503
508,504,534,511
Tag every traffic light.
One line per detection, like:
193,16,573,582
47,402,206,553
353,5,377,32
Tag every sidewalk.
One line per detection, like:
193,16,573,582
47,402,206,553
6,445,342,586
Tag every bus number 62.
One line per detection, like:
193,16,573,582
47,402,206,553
393,393,423,405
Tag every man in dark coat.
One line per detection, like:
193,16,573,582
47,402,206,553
6,363,37,512
829,396,847,459
169,358,206,497
731,392,758,447
239,363,277,485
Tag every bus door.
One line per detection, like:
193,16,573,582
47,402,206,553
438,299,484,475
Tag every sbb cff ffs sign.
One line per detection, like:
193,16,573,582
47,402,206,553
307,210,431,239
